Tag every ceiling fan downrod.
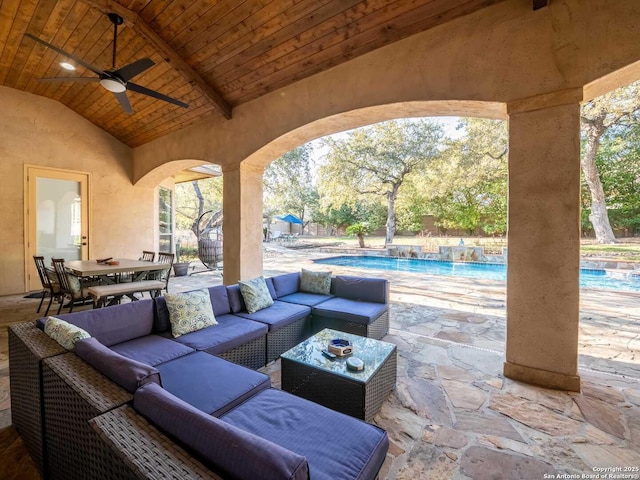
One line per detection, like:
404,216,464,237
107,13,124,69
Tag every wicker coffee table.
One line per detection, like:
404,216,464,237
281,328,397,422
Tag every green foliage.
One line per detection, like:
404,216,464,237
318,119,443,243
175,178,222,232
264,144,319,228
425,118,508,234
345,222,374,236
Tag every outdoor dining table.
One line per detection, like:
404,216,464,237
64,258,169,284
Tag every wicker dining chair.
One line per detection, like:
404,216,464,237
33,256,60,316
51,258,92,314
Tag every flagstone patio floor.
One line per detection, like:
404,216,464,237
1,246,639,479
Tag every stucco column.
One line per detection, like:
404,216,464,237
222,163,264,284
504,94,582,392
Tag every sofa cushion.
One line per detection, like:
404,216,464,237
50,299,155,346
110,335,194,366
225,284,246,313
278,292,334,307
234,301,311,332
300,269,332,295
271,272,300,298
154,285,231,333
173,314,267,354
75,337,161,393
165,290,217,338
156,351,270,416
333,276,388,304
312,298,387,325
238,276,274,314
44,316,91,350
134,383,309,480
222,388,388,480
265,277,278,300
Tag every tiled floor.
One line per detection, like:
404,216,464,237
1,247,639,479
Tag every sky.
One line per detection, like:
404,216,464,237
309,116,465,164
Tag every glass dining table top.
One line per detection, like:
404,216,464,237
281,328,396,384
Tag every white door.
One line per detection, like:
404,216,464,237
25,166,89,291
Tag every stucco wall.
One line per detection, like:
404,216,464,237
0,86,154,295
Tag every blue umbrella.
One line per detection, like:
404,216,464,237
275,213,303,224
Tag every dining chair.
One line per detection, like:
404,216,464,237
156,252,175,293
140,251,155,262
51,258,92,314
33,256,60,316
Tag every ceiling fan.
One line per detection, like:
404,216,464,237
25,13,189,114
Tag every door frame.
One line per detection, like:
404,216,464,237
24,165,91,291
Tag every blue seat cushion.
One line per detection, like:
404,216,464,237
156,351,270,416
134,383,309,480
41,299,155,346
278,292,334,307
312,298,387,325
172,314,267,354
271,272,300,298
234,301,311,332
222,388,388,480
154,285,231,333
110,334,194,366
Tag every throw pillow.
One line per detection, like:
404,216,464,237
165,290,217,338
300,269,332,295
238,276,274,314
44,316,91,350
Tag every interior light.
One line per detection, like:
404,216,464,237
60,62,75,71
100,77,126,93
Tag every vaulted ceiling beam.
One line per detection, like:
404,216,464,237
83,0,232,119
533,0,549,10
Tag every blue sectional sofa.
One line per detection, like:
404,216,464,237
9,272,391,480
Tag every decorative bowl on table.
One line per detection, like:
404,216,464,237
328,339,353,356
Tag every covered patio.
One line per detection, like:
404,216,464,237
1,0,640,476
1,247,639,477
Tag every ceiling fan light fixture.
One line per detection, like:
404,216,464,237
100,77,126,93
60,62,75,71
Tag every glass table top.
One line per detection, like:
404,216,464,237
281,328,396,384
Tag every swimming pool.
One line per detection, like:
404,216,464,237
314,255,640,293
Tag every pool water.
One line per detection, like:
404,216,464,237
314,255,640,293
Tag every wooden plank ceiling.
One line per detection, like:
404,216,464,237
0,0,508,148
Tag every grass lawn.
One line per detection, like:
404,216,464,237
293,235,640,261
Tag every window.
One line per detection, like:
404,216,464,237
158,187,173,253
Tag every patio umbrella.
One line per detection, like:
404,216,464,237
275,214,303,224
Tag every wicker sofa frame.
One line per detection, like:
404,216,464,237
216,334,267,370
266,315,312,363
42,353,133,480
8,322,66,476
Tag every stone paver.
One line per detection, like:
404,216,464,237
0,245,639,478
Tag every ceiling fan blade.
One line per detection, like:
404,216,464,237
127,82,189,109
114,58,155,82
113,91,134,114
37,77,99,83
24,33,104,76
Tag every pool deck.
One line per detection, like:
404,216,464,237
1,245,639,479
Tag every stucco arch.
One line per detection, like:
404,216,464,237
135,159,210,187
241,101,507,169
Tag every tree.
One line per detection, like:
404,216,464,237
319,119,443,244
264,144,318,234
425,118,508,235
175,177,223,234
346,222,373,248
581,81,640,243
